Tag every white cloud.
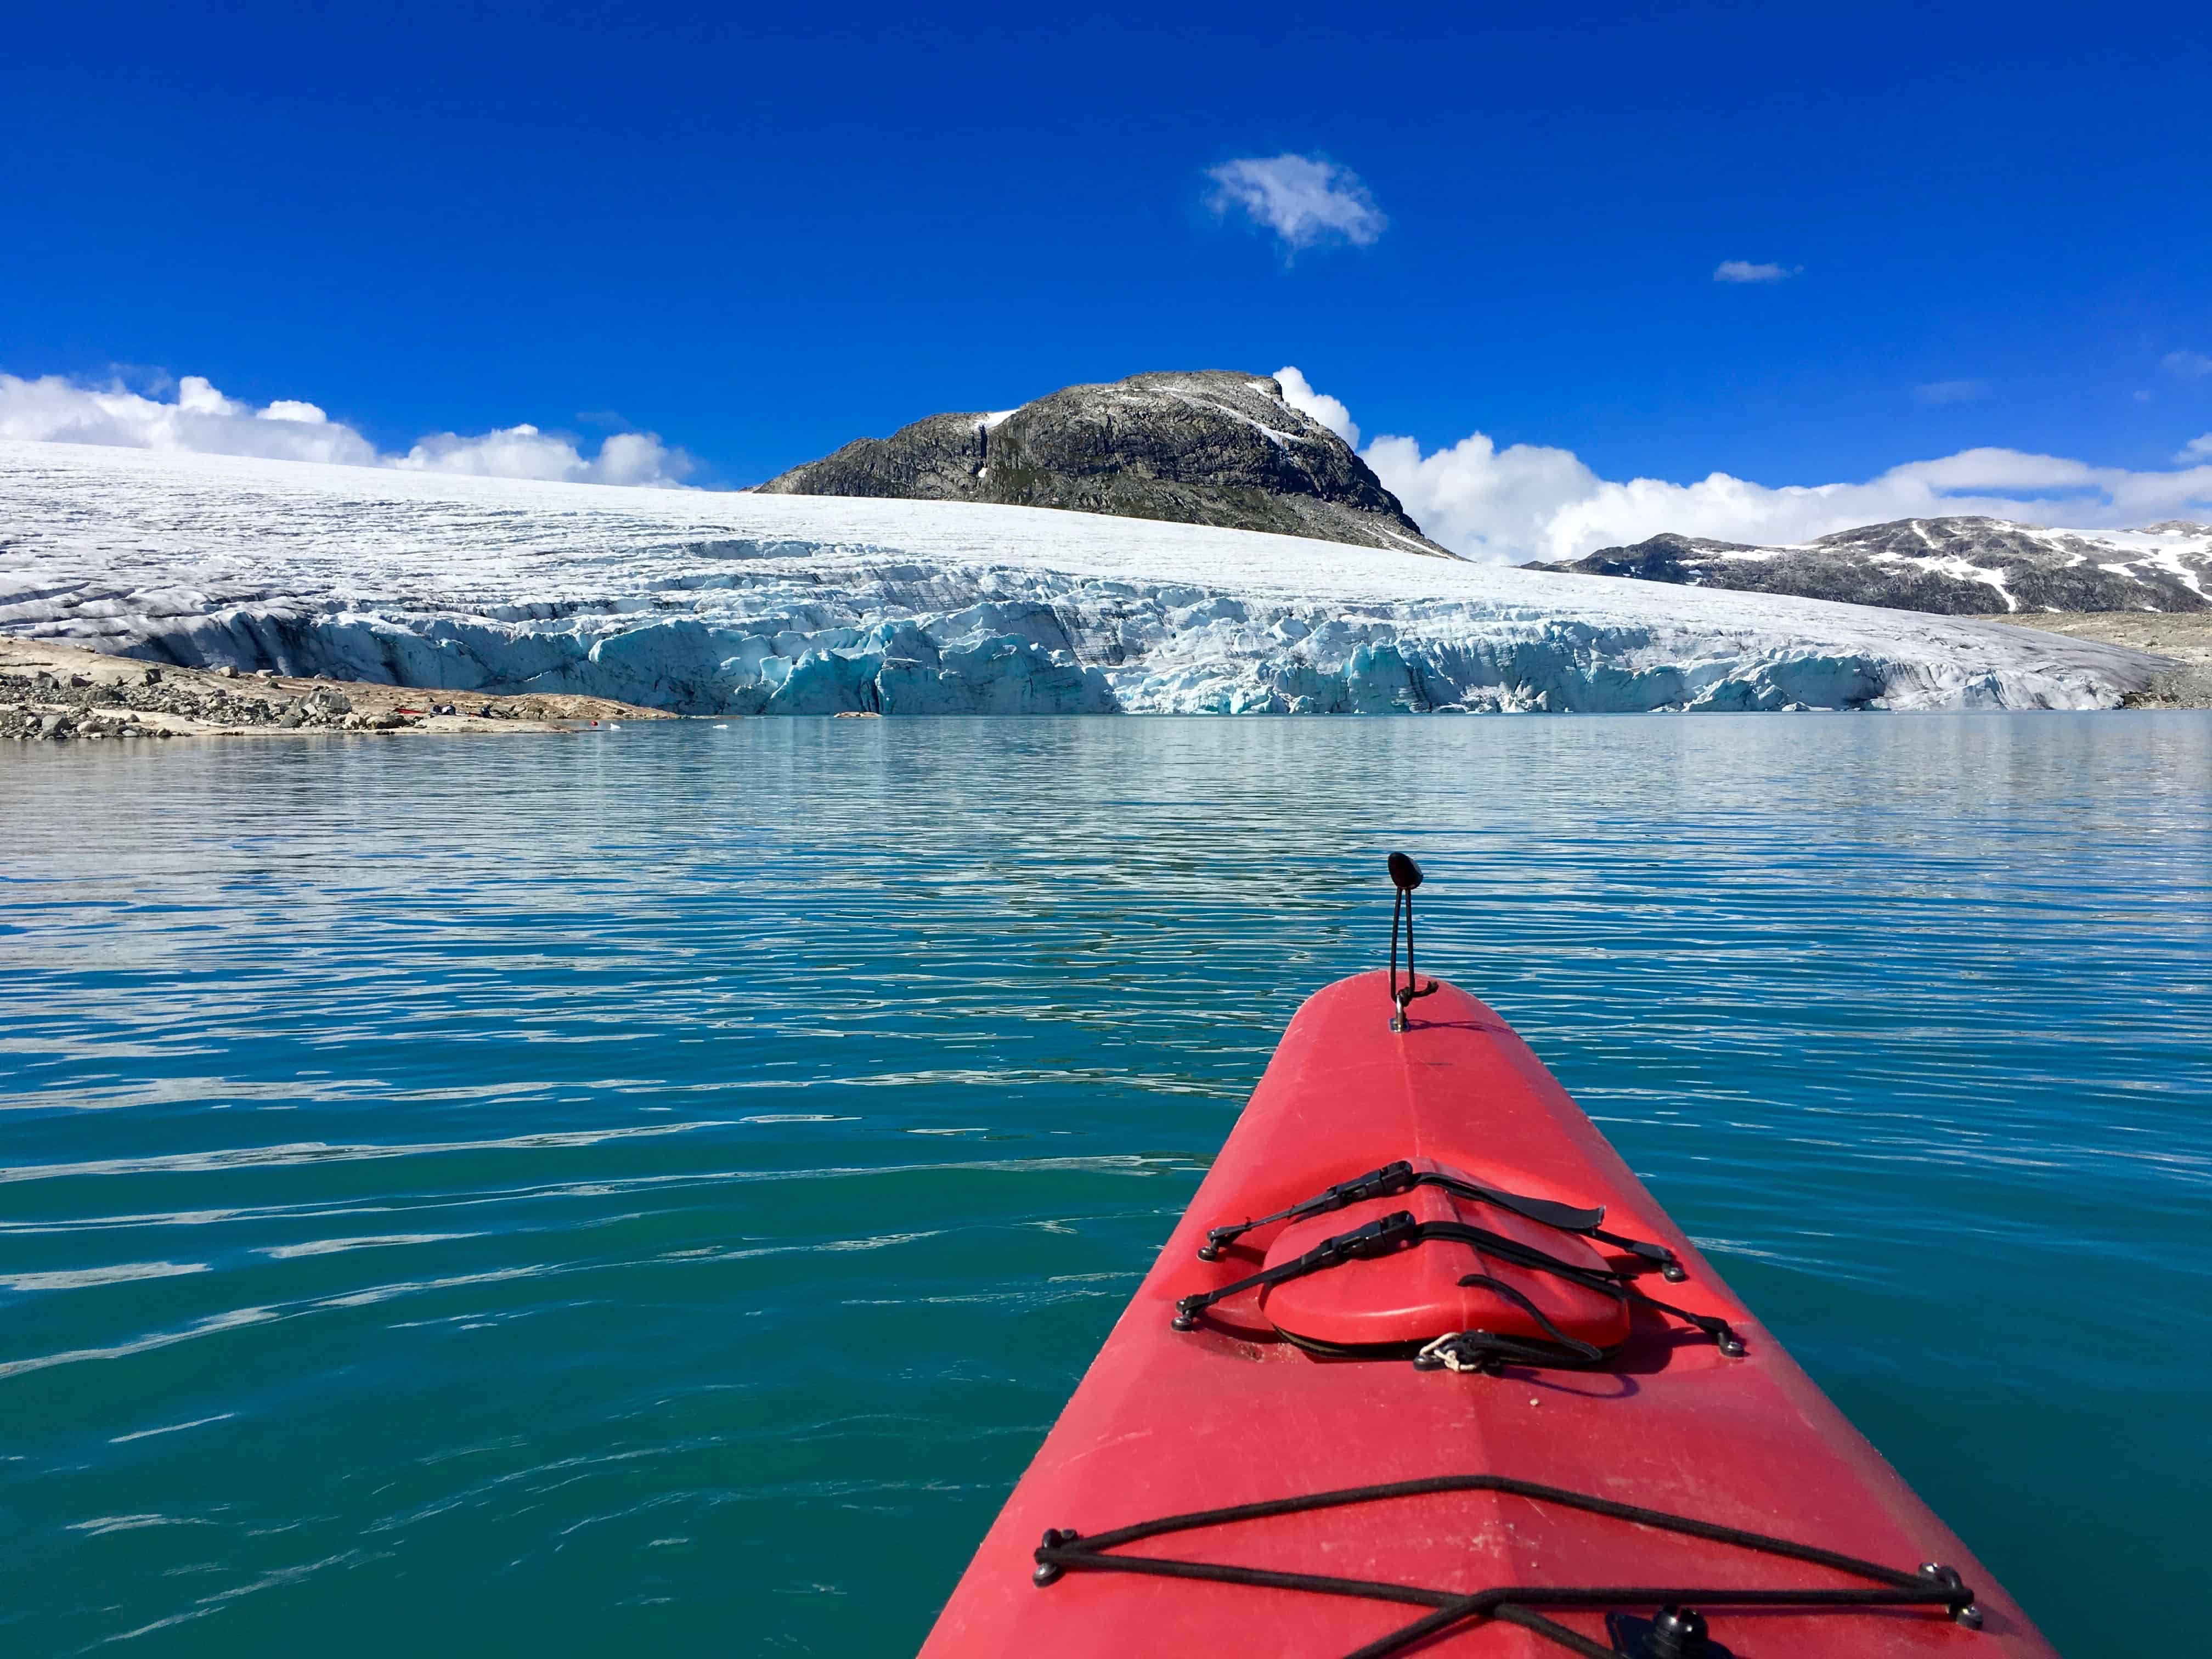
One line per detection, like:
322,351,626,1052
1914,379,1987,405
592,431,693,487
1278,365,2212,564
0,371,695,487
1713,260,1802,284
2163,351,2212,378
393,422,692,486
0,373,380,466
1206,155,1386,254
1273,365,1359,447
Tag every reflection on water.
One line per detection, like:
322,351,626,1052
3,714,2209,1657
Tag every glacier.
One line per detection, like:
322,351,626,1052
0,439,2170,715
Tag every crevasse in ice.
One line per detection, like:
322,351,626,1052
0,439,2165,714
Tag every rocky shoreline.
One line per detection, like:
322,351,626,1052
1986,612,2212,709
1,639,675,743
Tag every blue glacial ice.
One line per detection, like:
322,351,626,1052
0,439,2169,714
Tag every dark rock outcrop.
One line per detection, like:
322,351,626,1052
755,370,1454,557
1526,517,2212,614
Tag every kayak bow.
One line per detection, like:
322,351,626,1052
919,860,2055,1658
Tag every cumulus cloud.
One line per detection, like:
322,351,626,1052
0,371,695,487
2164,350,2212,378
1279,365,2212,565
0,373,381,466
1713,260,1802,284
1273,365,1359,447
1914,379,1987,405
393,424,693,486
1206,155,1386,254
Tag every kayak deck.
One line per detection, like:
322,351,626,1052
918,972,2053,1657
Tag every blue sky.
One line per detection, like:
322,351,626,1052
3,1,2208,556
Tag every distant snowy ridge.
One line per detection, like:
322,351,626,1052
1529,516,2212,614
0,440,2169,715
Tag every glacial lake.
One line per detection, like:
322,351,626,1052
4,713,2208,1658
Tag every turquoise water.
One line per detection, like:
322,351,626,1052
3,715,2209,1658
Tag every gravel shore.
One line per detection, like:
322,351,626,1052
1,638,676,743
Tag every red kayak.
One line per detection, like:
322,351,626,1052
919,861,2055,1657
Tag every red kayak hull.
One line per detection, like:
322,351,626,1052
918,972,2054,1657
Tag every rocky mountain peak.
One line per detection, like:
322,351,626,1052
754,370,1455,557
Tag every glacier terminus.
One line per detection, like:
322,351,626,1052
0,440,2170,716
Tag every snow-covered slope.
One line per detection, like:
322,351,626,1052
0,440,2170,714
1530,517,2212,614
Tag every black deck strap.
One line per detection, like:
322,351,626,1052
1030,1474,1982,1658
1175,1211,1421,1330
1176,1213,1742,1358
1588,1227,1688,1280
1410,1221,1742,1357
1200,1161,1685,1284
1198,1162,1420,1259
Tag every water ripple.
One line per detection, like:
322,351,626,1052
2,714,2208,1658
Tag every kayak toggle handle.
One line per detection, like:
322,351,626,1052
1387,853,1441,1031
